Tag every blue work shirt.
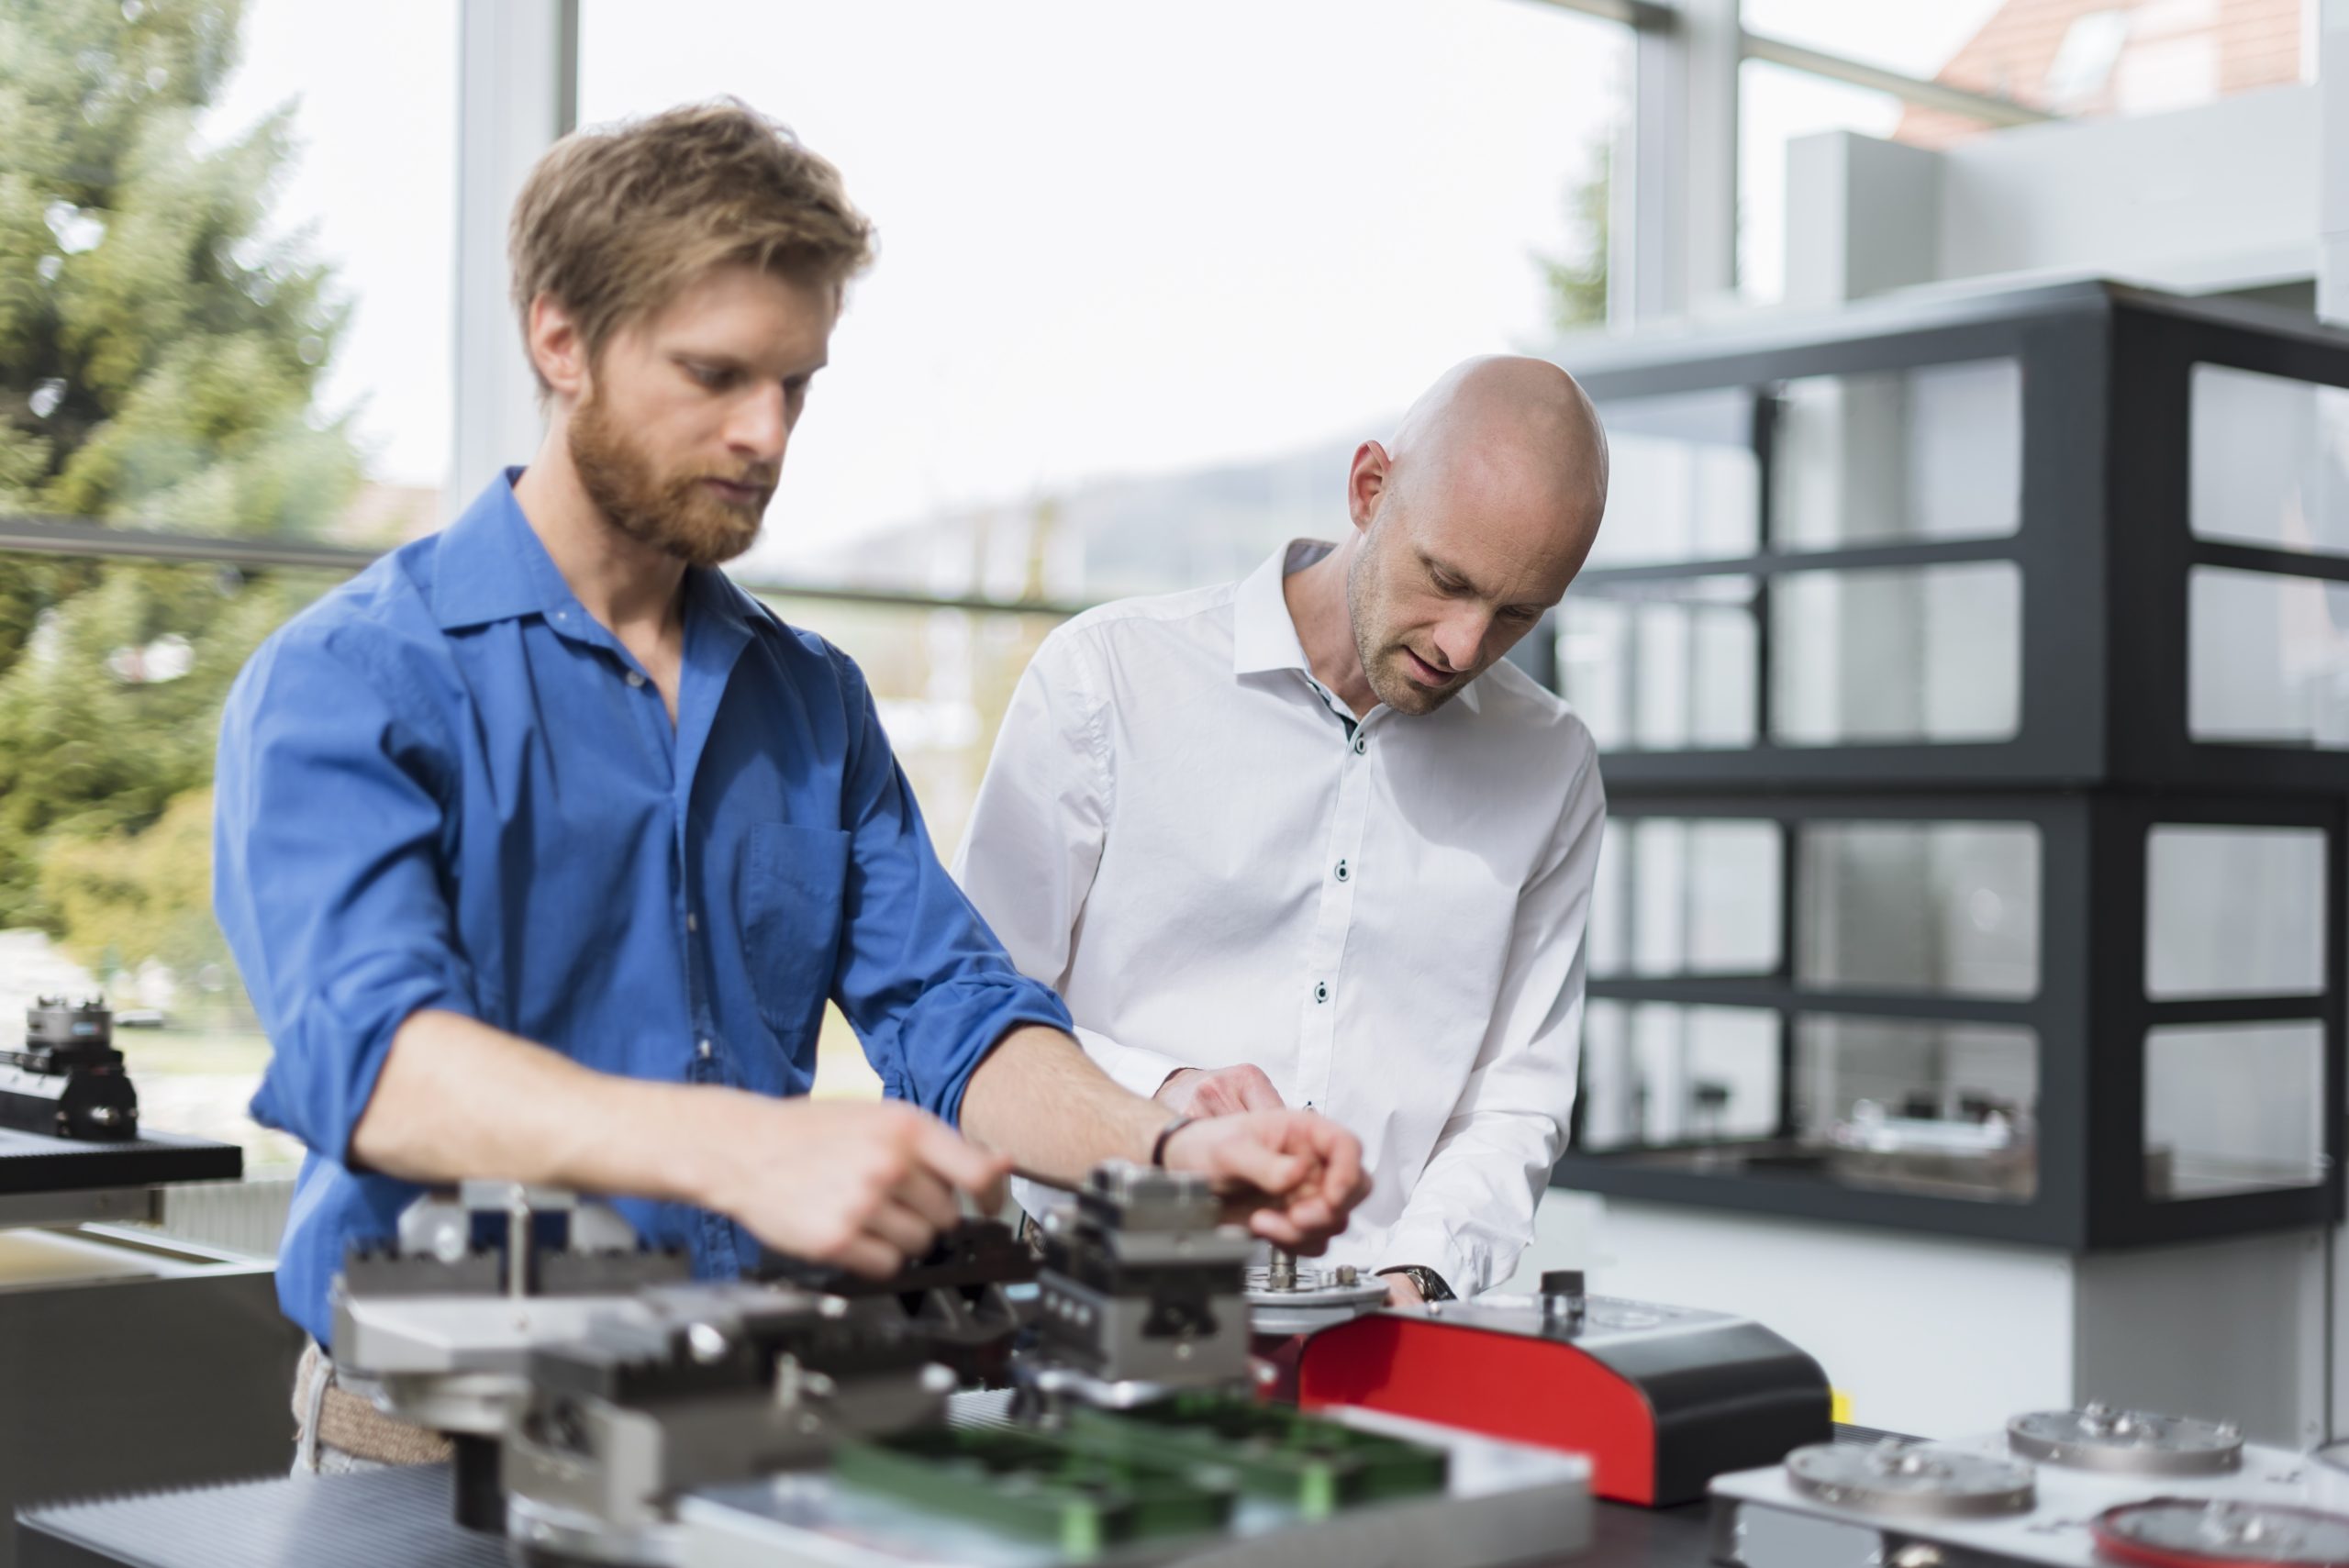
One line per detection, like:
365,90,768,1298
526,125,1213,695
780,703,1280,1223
212,470,1071,1345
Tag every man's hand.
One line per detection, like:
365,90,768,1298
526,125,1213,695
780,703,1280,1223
1379,1269,1425,1307
690,1094,1009,1278
1160,1109,1369,1255
1155,1063,1286,1117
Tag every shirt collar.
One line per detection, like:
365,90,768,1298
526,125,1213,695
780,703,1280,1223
429,467,768,644
1230,538,1482,715
429,469,548,630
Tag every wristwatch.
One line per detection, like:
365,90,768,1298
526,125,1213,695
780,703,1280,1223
1379,1263,1455,1303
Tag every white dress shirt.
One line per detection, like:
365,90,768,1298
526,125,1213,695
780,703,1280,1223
952,540,1606,1295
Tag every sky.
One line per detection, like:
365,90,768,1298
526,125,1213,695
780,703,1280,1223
200,0,2007,577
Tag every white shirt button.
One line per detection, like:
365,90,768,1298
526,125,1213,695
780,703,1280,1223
686,911,698,932
1351,735,1366,755
697,1039,713,1060
1313,981,1330,1004
627,671,646,688
1335,860,1350,883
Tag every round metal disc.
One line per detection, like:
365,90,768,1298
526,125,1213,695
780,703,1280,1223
1785,1440,2036,1519
2092,1499,2349,1568
2008,1405,2243,1476
1243,1265,1387,1335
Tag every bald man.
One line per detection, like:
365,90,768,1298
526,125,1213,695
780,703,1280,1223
953,357,1609,1301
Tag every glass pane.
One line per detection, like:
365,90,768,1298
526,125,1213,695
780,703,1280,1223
0,556,351,1174
1578,1001,1780,1151
1557,577,1758,751
1771,562,2022,745
2146,826,2327,999
1586,390,1760,567
580,0,1631,600
1772,360,2022,550
2188,566,2349,748
1795,1014,2038,1202
1589,818,1782,979
1742,3,2009,86
1738,59,1909,304
1744,2,2304,125
7,1,457,541
1798,822,2040,998
2190,364,2349,558
2145,1022,2324,1200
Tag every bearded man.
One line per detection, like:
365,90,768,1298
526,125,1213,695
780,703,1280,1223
955,357,1609,1307
212,100,1364,1472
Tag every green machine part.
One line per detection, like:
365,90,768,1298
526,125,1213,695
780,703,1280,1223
1069,1394,1452,1518
833,1425,1239,1561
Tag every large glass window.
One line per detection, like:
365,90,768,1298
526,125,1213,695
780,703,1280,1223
2,0,459,1175
1797,821,2041,998
1771,562,2022,745
578,0,1631,602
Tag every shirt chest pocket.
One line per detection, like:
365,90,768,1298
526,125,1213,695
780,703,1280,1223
739,823,852,1045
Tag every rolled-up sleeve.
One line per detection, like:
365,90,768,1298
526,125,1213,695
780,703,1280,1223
213,624,477,1165
825,648,1072,1125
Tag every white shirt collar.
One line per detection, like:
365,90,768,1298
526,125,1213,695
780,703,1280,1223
1230,538,1481,715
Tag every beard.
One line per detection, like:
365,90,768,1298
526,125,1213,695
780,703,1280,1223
568,389,774,569
1346,538,1467,717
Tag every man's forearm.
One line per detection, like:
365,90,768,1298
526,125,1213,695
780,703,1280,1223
957,1025,1170,1184
349,1008,716,1207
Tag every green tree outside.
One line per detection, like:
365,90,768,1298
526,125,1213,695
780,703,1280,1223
0,0,361,1000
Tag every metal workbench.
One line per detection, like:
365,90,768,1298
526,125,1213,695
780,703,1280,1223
15,1457,1720,1568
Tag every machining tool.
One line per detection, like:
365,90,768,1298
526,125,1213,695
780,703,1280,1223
2,996,138,1140
1019,1161,1257,1407
501,1281,954,1564
330,1181,694,1529
758,1218,1034,1385
1711,1403,2340,1567
1293,1268,1831,1506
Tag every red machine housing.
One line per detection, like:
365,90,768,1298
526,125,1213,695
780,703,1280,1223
1295,1289,1831,1507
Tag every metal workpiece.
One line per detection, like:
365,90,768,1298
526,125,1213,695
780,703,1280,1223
2006,1404,2244,1476
1541,1270,1589,1333
2,996,138,1142
502,1289,954,1565
2090,1498,2349,1567
759,1218,1033,1382
1241,1254,1387,1337
1782,1440,2037,1519
1024,1162,1256,1394
331,1188,692,1438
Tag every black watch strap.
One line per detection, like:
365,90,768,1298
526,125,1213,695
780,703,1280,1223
1149,1116,1194,1167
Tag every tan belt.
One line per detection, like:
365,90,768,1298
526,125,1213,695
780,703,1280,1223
292,1340,454,1469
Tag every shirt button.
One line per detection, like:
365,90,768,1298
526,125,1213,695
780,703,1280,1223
697,1039,714,1060
1313,981,1330,1004
627,671,646,688
1351,735,1366,755
1335,860,1350,883
686,911,699,932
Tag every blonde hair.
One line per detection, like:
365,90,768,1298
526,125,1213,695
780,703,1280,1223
507,98,874,388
